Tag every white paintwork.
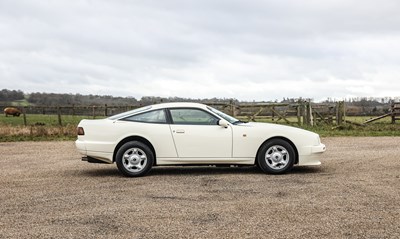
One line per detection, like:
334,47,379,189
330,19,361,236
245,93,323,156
76,102,326,166
169,124,232,158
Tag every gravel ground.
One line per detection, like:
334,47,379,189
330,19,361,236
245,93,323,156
0,137,399,239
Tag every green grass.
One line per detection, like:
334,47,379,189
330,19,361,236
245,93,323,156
10,99,30,107
301,124,400,137
1,114,399,142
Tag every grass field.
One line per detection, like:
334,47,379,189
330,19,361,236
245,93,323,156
1,114,400,141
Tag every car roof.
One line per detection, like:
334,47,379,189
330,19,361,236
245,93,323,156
108,102,212,120
150,102,209,110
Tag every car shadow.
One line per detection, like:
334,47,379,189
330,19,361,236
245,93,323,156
149,166,262,176
290,166,323,174
78,165,323,177
78,168,121,177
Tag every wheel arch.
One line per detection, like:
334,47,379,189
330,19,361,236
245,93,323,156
255,136,299,166
113,136,157,165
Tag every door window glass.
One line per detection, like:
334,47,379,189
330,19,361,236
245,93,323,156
170,109,219,125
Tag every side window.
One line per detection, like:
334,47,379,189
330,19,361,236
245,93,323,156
123,109,166,123
170,109,219,125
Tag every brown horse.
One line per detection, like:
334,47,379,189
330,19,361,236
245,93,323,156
4,107,22,117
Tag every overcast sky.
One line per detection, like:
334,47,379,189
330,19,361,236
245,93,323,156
1,0,399,101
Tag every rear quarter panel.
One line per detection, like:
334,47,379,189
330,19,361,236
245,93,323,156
78,119,177,158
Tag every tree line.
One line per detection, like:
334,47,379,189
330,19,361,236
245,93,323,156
0,88,398,108
0,89,24,102
0,89,237,106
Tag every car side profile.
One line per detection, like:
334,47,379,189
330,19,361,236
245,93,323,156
76,102,326,177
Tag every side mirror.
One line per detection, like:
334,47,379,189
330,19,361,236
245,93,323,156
218,119,229,128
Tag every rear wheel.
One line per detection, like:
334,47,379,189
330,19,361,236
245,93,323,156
116,141,154,177
257,139,295,174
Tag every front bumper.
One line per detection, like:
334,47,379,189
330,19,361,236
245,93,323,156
298,143,326,166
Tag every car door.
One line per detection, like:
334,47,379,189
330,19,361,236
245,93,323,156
168,108,232,158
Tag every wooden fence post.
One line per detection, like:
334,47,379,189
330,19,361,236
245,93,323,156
22,107,27,126
92,106,96,119
304,100,312,126
72,104,75,116
104,104,108,117
392,102,395,124
302,102,308,126
57,106,62,126
296,100,302,126
336,101,344,125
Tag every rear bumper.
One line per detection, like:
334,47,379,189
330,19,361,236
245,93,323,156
75,139,113,163
75,139,87,155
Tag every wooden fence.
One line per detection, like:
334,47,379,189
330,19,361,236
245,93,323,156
207,100,345,126
6,100,399,127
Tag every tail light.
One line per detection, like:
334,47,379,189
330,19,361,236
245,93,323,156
77,127,85,136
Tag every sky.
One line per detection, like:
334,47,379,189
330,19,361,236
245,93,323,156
0,0,400,102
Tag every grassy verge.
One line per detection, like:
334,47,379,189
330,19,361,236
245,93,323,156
302,124,400,137
0,124,77,142
0,114,95,141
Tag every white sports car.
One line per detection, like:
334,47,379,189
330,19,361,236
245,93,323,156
76,102,326,177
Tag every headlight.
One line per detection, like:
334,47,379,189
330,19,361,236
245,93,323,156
315,135,321,145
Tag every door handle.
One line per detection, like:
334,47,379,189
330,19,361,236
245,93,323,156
175,129,185,133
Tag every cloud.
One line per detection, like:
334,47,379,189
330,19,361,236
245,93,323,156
1,0,400,101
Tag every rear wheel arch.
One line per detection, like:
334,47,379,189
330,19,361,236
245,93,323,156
113,136,156,165
255,136,299,166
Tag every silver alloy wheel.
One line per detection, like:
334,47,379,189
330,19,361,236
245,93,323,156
122,147,148,173
265,145,290,170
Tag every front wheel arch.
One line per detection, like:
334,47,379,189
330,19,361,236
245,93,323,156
255,136,299,166
113,136,156,165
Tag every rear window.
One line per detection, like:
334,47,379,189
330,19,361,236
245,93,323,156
108,106,151,120
122,109,167,124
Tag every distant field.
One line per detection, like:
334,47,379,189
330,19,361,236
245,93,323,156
1,113,400,141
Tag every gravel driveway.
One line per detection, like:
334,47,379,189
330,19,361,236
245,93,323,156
0,137,399,238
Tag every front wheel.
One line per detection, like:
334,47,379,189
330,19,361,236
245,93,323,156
116,141,154,177
257,139,295,174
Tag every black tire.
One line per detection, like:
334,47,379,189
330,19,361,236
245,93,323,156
115,141,154,177
257,139,295,174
